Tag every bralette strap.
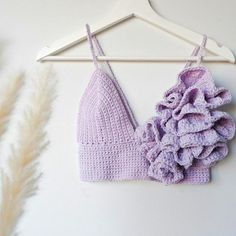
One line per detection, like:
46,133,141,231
184,34,207,69
86,23,98,68
93,35,117,80
197,34,207,65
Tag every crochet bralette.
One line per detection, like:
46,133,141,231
77,24,235,185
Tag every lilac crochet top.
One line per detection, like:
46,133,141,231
77,24,235,185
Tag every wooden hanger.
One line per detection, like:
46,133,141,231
36,0,235,63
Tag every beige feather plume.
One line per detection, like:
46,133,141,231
0,67,57,236
0,73,24,140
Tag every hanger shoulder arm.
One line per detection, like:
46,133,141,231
36,14,133,61
135,4,235,63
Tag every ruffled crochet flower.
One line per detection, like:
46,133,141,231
135,117,164,163
135,117,185,184
135,67,235,184
148,150,184,185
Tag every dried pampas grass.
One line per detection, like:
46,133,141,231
0,67,57,236
0,73,24,140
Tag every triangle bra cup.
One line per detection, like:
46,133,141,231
77,24,235,185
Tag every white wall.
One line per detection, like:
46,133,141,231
1,0,236,235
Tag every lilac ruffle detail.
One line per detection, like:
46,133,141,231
135,67,235,184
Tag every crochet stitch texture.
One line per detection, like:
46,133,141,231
77,24,235,185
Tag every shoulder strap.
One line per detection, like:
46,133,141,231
86,23,99,68
184,34,207,69
92,35,117,80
